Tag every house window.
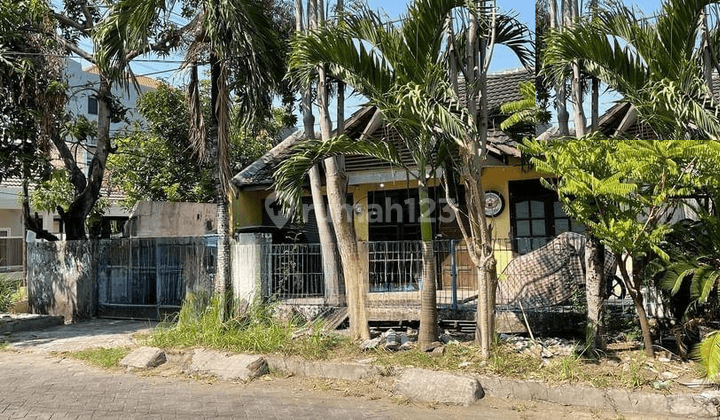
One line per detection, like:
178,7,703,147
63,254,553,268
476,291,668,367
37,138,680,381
368,188,422,241
509,179,583,254
0,228,9,237
88,97,98,115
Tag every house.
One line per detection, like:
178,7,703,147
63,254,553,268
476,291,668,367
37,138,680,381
230,68,585,327
0,59,159,267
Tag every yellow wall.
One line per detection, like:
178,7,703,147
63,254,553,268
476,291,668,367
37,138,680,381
482,163,548,239
232,161,551,250
233,190,267,229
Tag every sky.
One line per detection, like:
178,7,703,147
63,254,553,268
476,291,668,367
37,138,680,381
67,0,669,130
365,0,536,73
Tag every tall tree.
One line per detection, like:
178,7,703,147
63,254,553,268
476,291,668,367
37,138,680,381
0,0,65,242
444,0,532,357
107,83,283,210
281,0,530,347
294,0,344,309
542,0,720,139
524,139,720,358
97,0,286,297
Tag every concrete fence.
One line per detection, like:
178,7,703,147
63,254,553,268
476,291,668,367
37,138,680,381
27,237,217,322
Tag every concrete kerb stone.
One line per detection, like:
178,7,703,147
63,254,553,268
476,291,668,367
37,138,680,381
119,347,166,370
265,356,384,382
186,349,268,382
395,368,484,406
0,314,65,334
476,374,720,418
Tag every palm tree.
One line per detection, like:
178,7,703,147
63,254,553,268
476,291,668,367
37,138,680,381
95,0,285,298
542,0,720,139
280,0,530,347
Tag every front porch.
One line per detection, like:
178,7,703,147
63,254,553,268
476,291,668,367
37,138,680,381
232,233,604,333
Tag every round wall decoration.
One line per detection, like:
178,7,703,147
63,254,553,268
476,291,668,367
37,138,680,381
484,191,505,217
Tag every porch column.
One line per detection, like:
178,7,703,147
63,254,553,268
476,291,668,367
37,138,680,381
232,233,272,303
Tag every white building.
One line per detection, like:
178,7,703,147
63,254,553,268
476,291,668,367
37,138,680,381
0,58,159,257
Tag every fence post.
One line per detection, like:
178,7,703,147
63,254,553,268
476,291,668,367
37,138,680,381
451,239,458,311
259,234,272,301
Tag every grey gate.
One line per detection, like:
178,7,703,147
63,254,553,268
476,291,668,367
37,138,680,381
96,236,216,320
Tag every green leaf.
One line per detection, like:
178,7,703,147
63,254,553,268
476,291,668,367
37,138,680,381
695,331,720,381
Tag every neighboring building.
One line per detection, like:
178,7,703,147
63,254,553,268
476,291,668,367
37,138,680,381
123,202,217,238
0,59,159,253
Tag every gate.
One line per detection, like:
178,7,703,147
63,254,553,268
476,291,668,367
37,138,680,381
96,236,216,319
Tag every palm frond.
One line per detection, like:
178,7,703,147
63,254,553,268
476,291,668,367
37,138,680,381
694,330,720,381
187,63,206,161
273,135,405,218
94,0,172,87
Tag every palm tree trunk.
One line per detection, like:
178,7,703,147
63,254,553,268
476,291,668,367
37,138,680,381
591,77,599,131
209,57,231,297
296,0,344,307
418,184,437,347
311,0,367,338
584,233,606,352
570,0,586,137
702,7,714,92
554,0,570,136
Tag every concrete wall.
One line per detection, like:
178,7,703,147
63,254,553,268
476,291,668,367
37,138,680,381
27,236,218,321
27,240,95,322
124,202,217,238
0,209,22,237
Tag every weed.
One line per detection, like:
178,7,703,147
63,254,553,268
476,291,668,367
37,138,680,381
148,293,351,358
0,276,22,312
60,347,132,369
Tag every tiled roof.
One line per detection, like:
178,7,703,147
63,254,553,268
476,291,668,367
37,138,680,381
82,65,163,89
486,68,534,109
232,106,377,189
232,69,531,189
232,68,531,190
0,177,125,202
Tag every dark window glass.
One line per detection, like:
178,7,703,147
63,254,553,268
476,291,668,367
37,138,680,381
88,97,98,115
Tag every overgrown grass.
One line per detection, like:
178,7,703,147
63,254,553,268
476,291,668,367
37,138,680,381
369,341,656,389
146,293,353,359
60,347,132,369
0,276,22,312
141,293,663,390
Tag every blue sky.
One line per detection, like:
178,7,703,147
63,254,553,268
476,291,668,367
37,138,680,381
365,0,535,72
69,0,670,129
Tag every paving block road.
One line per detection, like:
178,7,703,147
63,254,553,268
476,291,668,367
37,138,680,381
0,351,659,420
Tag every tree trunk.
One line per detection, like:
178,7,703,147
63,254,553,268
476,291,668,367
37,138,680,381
418,184,437,347
297,0,344,307
591,77,599,131
325,158,369,339
702,8,714,92
584,234,606,352
216,198,231,295
617,252,654,357
310,0,368,338
569,0,585,137
209,58,231,296
56,78,114,240
554,0,570,136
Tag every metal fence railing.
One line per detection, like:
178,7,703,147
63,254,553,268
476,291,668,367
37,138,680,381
0,237,23,269
96,236,217,311
268,243,324,299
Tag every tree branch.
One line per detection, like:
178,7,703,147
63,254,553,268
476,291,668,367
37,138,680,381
51,11,87,33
